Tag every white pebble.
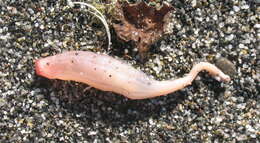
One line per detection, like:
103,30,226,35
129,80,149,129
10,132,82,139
241,5,249,9
254,24,260,29
191,0,197,7
233,6,240,12
226,34,234,41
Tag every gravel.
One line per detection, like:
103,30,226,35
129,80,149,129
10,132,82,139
0,0,259,142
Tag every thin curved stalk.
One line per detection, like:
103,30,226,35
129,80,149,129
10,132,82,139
68,1,112,50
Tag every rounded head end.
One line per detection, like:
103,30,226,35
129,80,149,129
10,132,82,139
35,59,56,79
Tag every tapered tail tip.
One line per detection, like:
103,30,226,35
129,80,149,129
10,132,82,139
214,73,231,82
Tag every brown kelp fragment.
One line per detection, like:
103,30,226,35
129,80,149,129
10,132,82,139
113,1,174,59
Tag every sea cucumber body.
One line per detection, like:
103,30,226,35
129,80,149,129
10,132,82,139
35,51,231,99
35,51,158,99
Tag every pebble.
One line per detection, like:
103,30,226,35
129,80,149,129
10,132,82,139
215,58,236,76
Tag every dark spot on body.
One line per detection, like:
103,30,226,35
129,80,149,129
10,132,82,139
94,68,97,70
46,62,49,66
109,74,112,77
75,52,79,56
71,60,74,63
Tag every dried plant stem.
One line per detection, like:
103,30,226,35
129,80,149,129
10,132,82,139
68,0,111,50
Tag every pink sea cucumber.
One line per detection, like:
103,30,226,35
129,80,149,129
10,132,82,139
35,51,231,99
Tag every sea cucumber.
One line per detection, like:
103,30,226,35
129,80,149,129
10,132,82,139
35,51,231,99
